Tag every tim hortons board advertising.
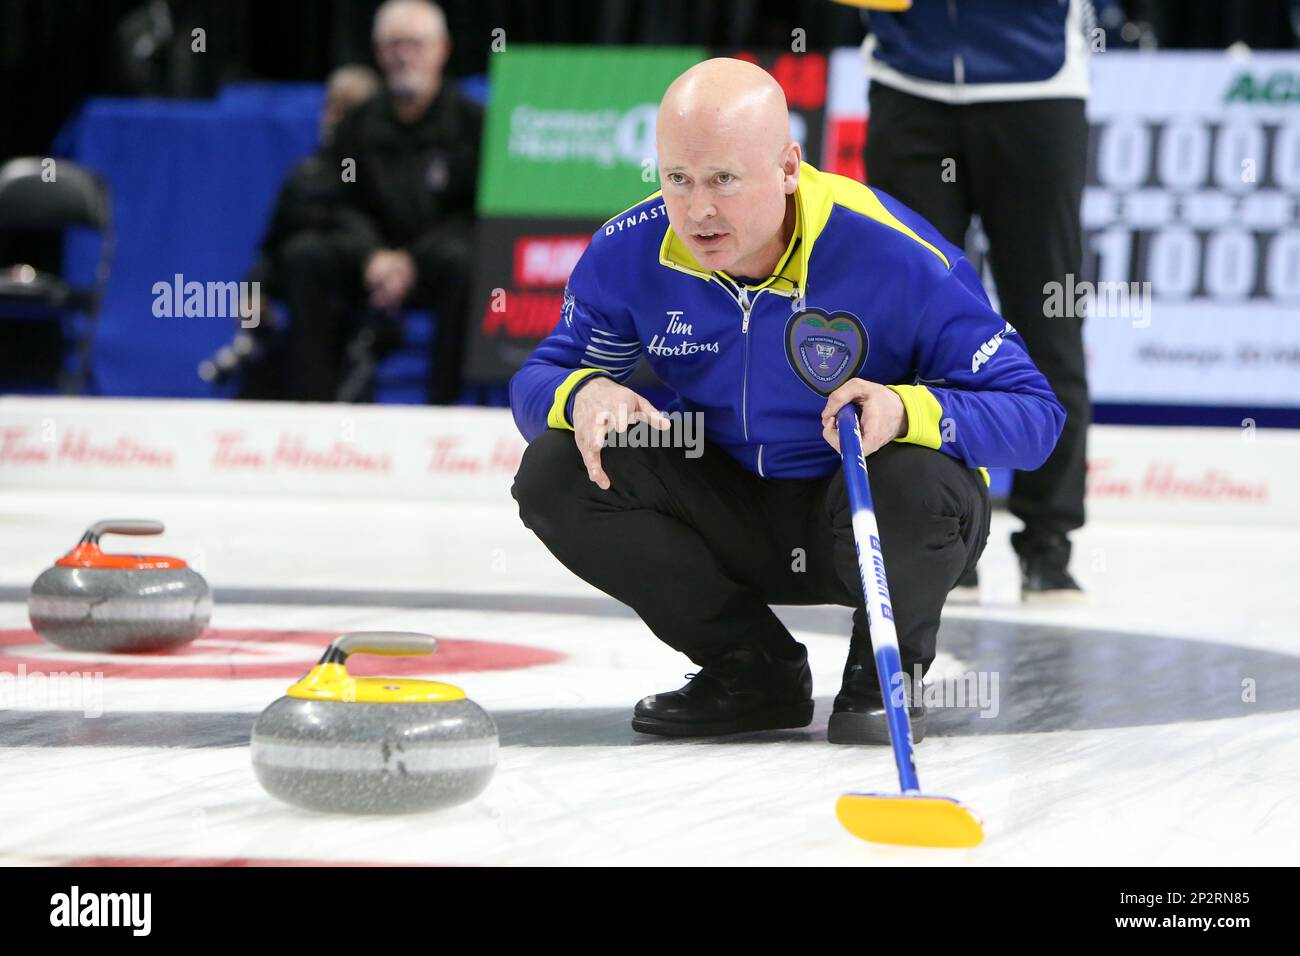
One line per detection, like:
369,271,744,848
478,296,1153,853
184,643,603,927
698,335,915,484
0,398,527,501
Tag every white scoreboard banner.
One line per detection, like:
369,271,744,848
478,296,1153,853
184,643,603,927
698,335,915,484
825,49,1300,410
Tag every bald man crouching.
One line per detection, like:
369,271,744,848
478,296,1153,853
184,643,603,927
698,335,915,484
509,59,1064,744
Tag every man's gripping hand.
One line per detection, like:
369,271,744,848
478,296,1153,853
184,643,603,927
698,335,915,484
820,379,908,455
571,376,671,490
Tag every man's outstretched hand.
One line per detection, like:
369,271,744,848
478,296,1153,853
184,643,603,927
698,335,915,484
571,376,672,490
821,378,908,455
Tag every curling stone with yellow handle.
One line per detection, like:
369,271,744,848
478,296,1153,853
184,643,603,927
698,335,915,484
28,520,211,653
251,632,498,814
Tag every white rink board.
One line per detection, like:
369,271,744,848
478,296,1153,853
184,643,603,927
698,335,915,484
2,396,1298,524
0,396,525,502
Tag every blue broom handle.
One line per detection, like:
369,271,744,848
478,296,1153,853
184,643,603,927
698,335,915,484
835,403,920,794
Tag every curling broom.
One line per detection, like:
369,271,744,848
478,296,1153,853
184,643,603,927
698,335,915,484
833,403,984,848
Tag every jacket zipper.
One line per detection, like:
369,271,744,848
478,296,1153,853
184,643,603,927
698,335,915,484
739,286,752,446
712,276,800,478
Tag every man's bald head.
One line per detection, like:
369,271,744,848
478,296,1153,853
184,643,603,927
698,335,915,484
658,58,792,163
656,59,801,279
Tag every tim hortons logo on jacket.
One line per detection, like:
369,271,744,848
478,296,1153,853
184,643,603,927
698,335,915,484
646,311,720,357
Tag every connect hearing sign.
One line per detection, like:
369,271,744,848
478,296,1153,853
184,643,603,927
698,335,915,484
477,46,705,218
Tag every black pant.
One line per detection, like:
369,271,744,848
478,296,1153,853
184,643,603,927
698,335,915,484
511,428,990,681
272,228,472,404
865,83,1090,554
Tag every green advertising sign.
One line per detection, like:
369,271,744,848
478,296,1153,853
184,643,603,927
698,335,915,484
478,46,706,217
1224,70,1300,103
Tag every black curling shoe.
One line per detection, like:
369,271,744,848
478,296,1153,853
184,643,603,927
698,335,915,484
1014,531,1085,602
828,665,926,746
1019,552,1084,601
632,644,814,737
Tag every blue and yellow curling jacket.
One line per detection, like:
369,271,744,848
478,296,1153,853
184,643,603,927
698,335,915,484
510,161,1065,480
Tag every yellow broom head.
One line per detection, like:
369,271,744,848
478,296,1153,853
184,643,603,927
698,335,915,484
837,792,985,848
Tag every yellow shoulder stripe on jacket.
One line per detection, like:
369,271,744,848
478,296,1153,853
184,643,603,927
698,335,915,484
852,187,950,269
798,163,950,270
886,384,990,486
548,368,609,430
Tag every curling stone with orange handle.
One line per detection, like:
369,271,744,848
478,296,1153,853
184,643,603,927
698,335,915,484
28,519,211,653
251,632,498,814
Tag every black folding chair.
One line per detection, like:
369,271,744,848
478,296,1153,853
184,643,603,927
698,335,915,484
0,157,114,393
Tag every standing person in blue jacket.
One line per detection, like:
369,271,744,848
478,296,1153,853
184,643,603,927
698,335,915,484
509,58,1064,744
850,0,1094,598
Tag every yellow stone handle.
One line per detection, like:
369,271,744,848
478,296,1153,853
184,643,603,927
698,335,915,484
320,632,438,665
